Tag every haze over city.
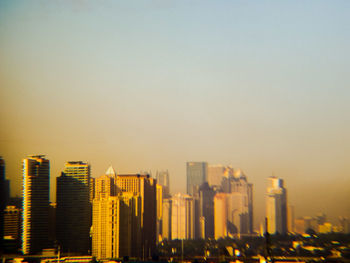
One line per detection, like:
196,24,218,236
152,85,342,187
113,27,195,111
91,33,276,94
0,0,349,228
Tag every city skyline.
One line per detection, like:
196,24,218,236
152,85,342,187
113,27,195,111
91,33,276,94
1,0,350,228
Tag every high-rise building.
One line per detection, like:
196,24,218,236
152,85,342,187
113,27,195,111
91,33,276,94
56,161,91,254
156,184,163,243
116,174,157,259
214,193,227,239
162,199,172,240
266,176,287,234
287,204,295,233
0,157,6,250
156,170,170,198
208,165,233,188
92,192,141,259
170,193,195,240
22,155,50,255
198,182,215,239
186,162,208,196
4,206,21,241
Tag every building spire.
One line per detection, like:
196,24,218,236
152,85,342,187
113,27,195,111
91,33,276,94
105,165,116,176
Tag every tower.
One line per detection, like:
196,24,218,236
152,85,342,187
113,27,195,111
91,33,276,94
170,193,195,240
266,176,287,234
116,174,157,259
56,161,91,254
186,162,208,196
156,170,170,198
22,155,50,255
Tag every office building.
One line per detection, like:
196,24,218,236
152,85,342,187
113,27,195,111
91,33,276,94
56,161,91,254
0,157,6,249
170,193,195,240
156,184,163,243
156,170,170,198
287,205,295,233
214,193,227,239
186,162,208,196
162,199,172,240
198,182,215,238
266,176,287,234
22,155,50,255
92,192,141,260
116,174,157,258
208,165,233,188
4,206,21,241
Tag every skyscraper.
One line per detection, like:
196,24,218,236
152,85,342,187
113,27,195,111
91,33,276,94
227,170,253,235
198,182,215,238
214,193,227,239
156,170,170,198
266,176,287,234
92,192,141,259
0,157,6,250
116,174,157,259
22,155,50,255
162,199,172,240
170,193,195,240
56,161,91,254
186,162,208,196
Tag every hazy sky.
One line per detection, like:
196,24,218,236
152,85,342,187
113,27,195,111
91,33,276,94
0,0,349,227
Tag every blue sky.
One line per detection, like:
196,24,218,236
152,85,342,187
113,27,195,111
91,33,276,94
1,0,349,225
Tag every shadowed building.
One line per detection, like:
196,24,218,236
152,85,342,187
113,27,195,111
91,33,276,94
0,157,6,251
198,182,215,238
22,155,50,255
266,176,287,234
56,161,91,254
116,174,157,259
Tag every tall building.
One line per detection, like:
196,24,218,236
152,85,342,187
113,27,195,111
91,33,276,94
4,206,21,241
214,193,227,239
170,193,195,240
156,170,170,198
208,165,233,188
198,182,215,239
186,162,208,196
0,157,6,250
156,184,163,243
266,176,287,234
92,192,141,260
22,155,50,255
162,199,172,240
287,204,295,233
116,174,157,259
56,161,91,254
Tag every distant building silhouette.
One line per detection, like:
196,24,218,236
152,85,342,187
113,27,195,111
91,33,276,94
266,176,287,234
56,161,91,254
186,162,208,196
198,182,215,238
156,170,170,198
22,155,50,255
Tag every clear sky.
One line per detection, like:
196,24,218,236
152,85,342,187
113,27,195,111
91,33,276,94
0,0,349,227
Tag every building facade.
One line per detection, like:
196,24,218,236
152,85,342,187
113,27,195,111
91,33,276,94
22,155,50,255
170,193,195,240
56,161,91,254
266,176,287,234
186,162,208,196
